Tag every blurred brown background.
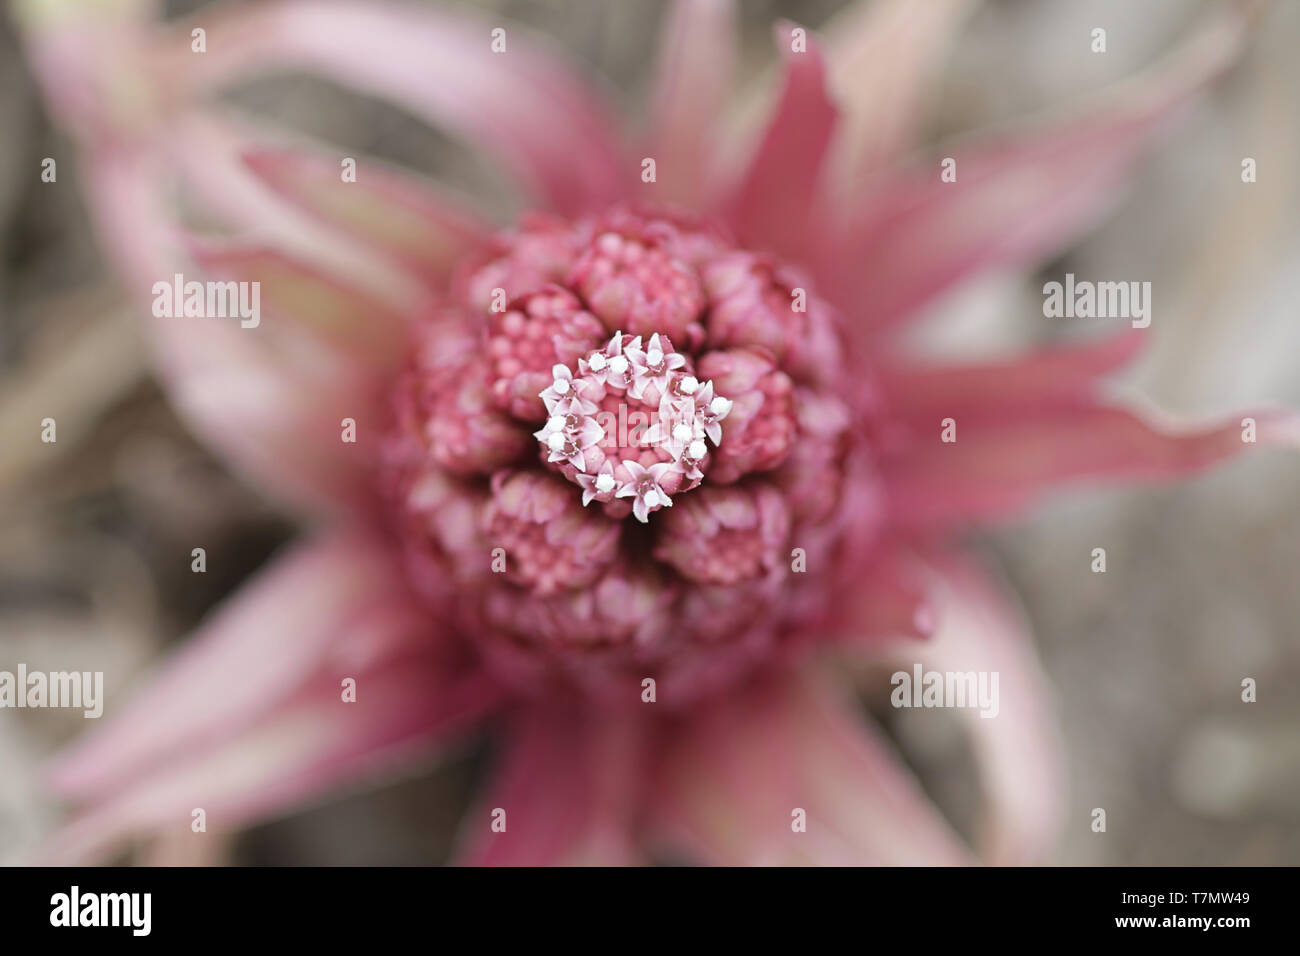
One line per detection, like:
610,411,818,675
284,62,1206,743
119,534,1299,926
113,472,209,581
1,0,1298,864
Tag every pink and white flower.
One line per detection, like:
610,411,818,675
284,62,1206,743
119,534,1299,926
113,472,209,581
14,0,1295,866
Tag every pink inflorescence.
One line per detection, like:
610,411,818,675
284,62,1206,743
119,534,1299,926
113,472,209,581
533,330,732,522
384,205,857,701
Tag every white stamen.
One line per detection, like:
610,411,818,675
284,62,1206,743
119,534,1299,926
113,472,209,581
587,352,607,371
680,376,699,394
647,348,664,366
608,355,629,375
643,489,661,509
688,440,706,460
548,415,565,432
710,396,731,416
547,432,566,452
595,473,615,493
553,378,570,394
672,423,693,443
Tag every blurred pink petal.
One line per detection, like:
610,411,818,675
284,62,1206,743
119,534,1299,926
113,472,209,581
823,542,936,646
879,330,1146,425
117,175,369,516
166,115,428,311
242,146,492,281
889,552,1066,865
821,5,1249,330
47,534,444,800
13,0,158,140
882,402,1298,528
455,705,642,866
43,657,501,865
82,141,389,516
650,671,970,865
186,239,411,370
825,0,975,191
148,306,383,516
167,0,626,215
723,23,837,259
647,0,736,207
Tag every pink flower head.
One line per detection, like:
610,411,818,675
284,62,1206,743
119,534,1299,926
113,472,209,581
570,222,708,349
484,470,621,595
524,313,732,523
485,286,606,422
18,0,1295,868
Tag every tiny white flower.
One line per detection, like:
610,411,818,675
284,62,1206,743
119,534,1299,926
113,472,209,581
616,460,676,522
575,461,619,506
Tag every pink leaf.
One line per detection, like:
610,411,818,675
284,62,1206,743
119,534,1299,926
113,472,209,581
42,534,504,864
824,0,976,191
821,6,1249,333
885,552,1066,865
649,669,971,865
878,330,1146,426
722,23,838,260
48,534,440,800
881,401,1298,528
242,146,492,281
43,663,501,865
167,0,627,215
83,146,393,517
647,0,736,207
454,705,643,866
186,238,411,369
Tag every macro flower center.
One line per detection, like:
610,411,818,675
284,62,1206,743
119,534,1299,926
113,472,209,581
532,331,732,522
382,203,853,699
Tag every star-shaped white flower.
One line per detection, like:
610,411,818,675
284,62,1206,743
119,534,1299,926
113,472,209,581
691,380,733,446
584,332,637,391
626,333,686,401
575,461,619,506
533,411,604,473
643,394,702,461
540,363,599,416
616,460,676,523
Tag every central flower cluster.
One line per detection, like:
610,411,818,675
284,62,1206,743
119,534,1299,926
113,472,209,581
533,331,733,522
382,205,859,701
